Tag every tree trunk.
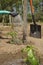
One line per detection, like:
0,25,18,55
22,0,27,43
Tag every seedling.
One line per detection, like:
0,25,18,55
7,31,17,44
21,46,40,65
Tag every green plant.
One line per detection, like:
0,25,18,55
7,31,17,44
21,46,40,65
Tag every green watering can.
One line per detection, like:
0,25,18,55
0,10,18,17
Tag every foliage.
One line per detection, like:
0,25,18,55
8,31,17,38
21,46,40,65
0,0,43,23
7,31,17,44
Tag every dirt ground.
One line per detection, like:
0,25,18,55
0,22,43,65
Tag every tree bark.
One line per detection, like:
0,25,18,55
22,0,27,43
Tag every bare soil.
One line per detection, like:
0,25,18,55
0,22,43,65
